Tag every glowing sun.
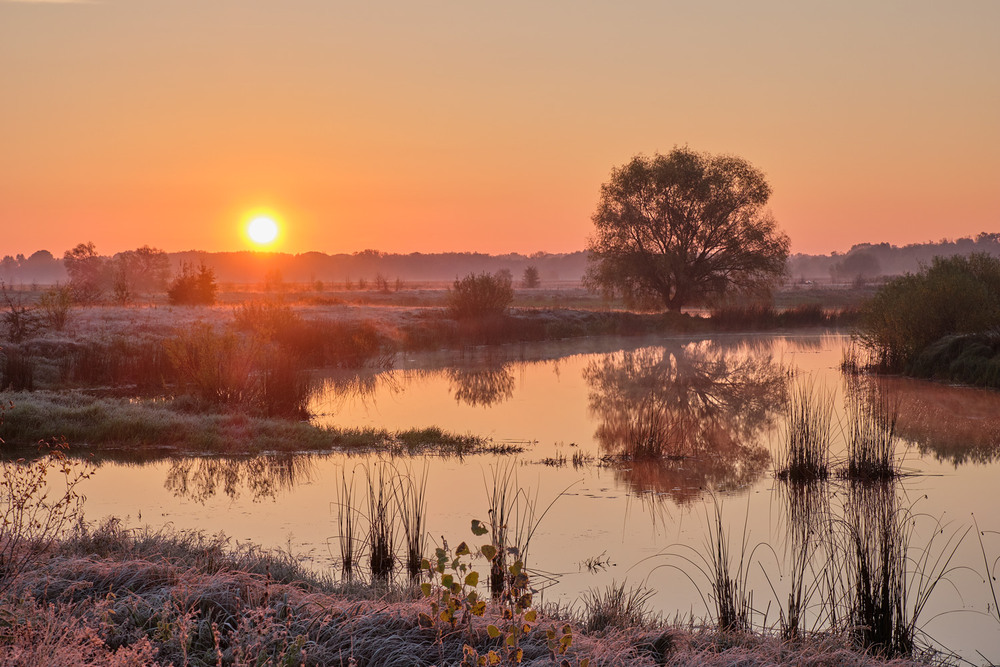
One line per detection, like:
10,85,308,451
247,216,279,246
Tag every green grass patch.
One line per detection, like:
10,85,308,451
0,390,489,456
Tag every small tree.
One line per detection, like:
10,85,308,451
1,283,40,343
63,242,109,303
168,262,217,306
448,272,514,320
111,246,170,299
521,265,541,289
586,148,789,311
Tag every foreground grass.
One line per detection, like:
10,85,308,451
0,390,492,456
0,521,934,666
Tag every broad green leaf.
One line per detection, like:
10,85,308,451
523,609,537,622
441,574,454,588
420,583,432,597
456,541,471,556
480,544,497,560
486,624,501,639
465,571,479,587
471,519,488,536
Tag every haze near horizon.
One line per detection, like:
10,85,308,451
2,0,997,258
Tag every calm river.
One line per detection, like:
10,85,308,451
75,333,1000,662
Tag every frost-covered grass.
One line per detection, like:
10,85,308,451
0,521,936,667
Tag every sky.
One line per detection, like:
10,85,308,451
1,0,997,257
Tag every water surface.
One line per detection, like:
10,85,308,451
72,333,1000,662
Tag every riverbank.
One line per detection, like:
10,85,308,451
0,521,936,667
0,390,497,456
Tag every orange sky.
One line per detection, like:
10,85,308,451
1,1,997,257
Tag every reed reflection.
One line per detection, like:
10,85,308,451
164,454,314,503
585,342,786,503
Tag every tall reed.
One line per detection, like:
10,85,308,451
393,462,428,580
835,484,967,657
365,463,396,581
706,501,755,632
777,379,833,482
335,468,359,579
843,380,900,481
482,460,565,597
771,480,831,640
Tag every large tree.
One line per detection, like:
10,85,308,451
586,147,790,311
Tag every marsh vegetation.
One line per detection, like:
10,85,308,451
3,288,1000,663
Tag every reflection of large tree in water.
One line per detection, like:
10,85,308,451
164,455,314,503
447,365,516,407
584,342,786,504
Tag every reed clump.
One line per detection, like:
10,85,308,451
580,581,655,633
776,379,833,483
334,462,430,584
843,383,901,481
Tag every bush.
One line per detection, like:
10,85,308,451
858,254,1000,370
168,263,217,306
447,272,514,320
39,285,72,331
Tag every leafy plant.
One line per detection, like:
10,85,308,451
448,272,514,320
419,520,589,667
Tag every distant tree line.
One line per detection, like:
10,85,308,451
6,234,1000,293
789,232,1000,284
0,248,588,287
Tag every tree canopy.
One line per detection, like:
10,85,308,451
585,148,789,311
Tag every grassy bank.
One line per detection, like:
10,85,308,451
0,391,492,456
0,521,934,666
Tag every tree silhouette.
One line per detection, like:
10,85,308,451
586,148,789,311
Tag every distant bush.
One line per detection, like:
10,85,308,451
447,272,514,320
858,254,1000,371
168,263,217,306
521,265,541,288
39,285,72,331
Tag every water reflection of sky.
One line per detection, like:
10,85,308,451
73,334,1000,662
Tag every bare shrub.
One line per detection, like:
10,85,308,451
0,432,93,596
